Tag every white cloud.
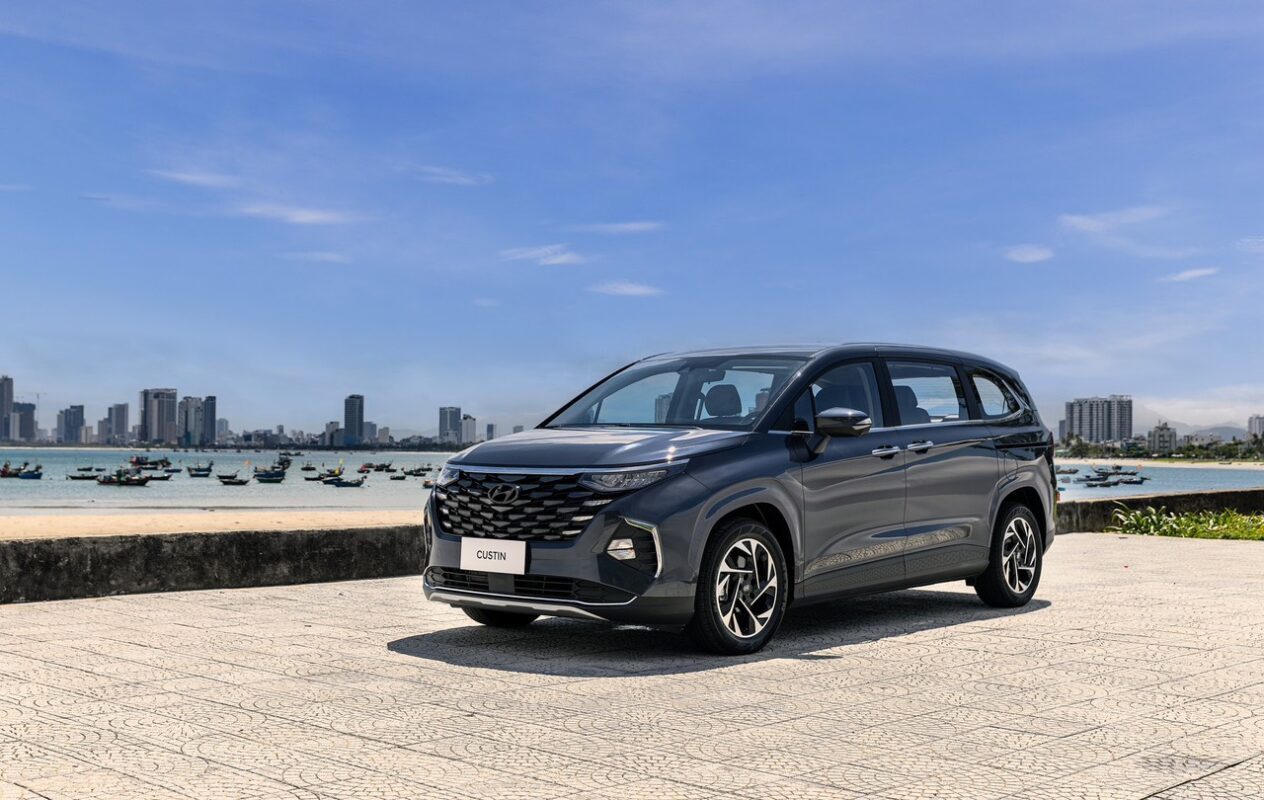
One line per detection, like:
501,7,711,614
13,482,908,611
413,165,493,186
149,169,241,189
499,244,586,265
80,192,164,211
1002,244,1053,264
1058,205,1197,260
237,203,359,225
588,280,664,296
0,183,30,192
473,297,500,307
1236,236,1264,254
1159,267,1218,283
277,251,351,264
570,221,664,234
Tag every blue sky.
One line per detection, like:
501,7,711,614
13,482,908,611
3,1,1264,435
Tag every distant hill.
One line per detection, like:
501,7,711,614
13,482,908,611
1188,425,1249,441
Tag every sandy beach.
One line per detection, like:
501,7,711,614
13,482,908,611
1067,457,1264,471
0,509,424,541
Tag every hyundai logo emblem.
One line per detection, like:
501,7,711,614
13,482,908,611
486,483,521,504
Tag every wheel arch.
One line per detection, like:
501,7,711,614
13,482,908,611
996,485,1046,542
708,502,797,604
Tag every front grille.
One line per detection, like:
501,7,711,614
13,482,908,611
429,567,633,604
434,470,615,541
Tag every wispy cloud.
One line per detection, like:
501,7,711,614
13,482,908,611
588,280,664,296
80,192,164,212
499,244,586,265
570,221,664,235
0,183,30,192
1236,236,1264,254
473,297,500,308
413,165,493,186
236,203,360,225
1002,244,1053,264
277,251,351,264
149,169,241,189
1059,205,1197,260
1159,267,1218,283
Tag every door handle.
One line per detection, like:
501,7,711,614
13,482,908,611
870,446,901,459
907,440,934,454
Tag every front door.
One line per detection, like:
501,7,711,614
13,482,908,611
884,359,1000,581
798,360,909,597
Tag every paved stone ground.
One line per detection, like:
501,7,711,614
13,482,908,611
2,533,1263,800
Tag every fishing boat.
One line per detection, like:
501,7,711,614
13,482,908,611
17,466,43,480
303,473,327,481
0,461,29,478
389,473,407,481
300,462,316,472
1054,466,1079,475
324,475,367,487
146,472,172,481
67,472,100,481
357,463,373,474
255,473,286,484
164,467,181,474
98,470,150,487
131,455,173,470
187,461,214,477
219,476,250,486
216,471,239,480
422,478,434,488
76,465,97,472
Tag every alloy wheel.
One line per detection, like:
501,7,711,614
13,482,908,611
1002,516,1038,594
714,537,778,639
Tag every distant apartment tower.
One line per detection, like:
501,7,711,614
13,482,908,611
655,393,672,424
439,406,461,444
363,421,378,442
1064,395,1132,443
202,396,217,446
461,414,477,445
344,394,365,445
216,418,229,440
177,397,205,447
107,403,129,445
139,388,178,444
57,405,85,444
0,374,12,440
10,402,35,442
486,423,498,441
1147,422,1179,454
512,425,525,434
1250,415,1264,440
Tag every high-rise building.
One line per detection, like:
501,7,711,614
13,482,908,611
512,425,524,434
139,388,178,444
486,423,498,441
216,418,229,440
439,406,461,444
178,397,205,447
1249,415,1264,440
655,393,672,424
10,402,35,442
363,421,378,442
1064,395,1132,443
108,403,129,445
202,396,217,446
57,405,84,444
461,414,477,445
1147,422,1179,454
0,375,13,440
344,394,365,445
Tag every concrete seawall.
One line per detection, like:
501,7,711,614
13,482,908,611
1056,487,1264,533
0,525,423,604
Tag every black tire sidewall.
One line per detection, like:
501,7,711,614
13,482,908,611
694,519,789,654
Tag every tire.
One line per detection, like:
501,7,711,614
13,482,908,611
461,607,539,627
975,503,1043,608
687,517,788,655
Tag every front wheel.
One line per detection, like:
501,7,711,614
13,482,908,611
687,518,788,655
461,607,539,627
975,504,1043,608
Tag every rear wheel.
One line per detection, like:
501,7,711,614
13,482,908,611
975,503,1042,608
461,607,539,627
687,517,788,655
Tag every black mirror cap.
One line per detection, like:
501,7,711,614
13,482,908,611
815,407,872,437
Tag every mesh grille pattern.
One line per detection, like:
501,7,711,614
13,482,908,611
429,567,633,604
434,470,613,541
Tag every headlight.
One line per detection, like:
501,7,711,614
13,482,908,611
580,467,669,492
436,466,461,486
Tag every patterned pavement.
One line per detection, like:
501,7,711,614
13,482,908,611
2,532,1263,799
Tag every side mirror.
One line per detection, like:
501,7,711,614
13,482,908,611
815,407,872,438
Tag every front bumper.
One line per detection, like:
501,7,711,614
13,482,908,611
422,478,706,628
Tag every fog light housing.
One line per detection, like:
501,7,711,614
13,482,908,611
604,519,661,576
606,538,637,560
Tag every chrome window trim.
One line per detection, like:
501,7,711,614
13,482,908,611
621,517,664,578
448,460,686,476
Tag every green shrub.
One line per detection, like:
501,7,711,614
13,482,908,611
1107,505,1264,540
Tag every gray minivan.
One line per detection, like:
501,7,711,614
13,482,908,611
423,344,1055,654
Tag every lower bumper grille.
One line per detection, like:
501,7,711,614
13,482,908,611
428,567,634,605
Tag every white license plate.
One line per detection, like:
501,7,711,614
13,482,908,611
460,539,527,575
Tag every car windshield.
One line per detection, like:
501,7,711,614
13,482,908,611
546,355,808,431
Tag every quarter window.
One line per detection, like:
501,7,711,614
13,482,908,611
887,361,970,425
971,373,1020,419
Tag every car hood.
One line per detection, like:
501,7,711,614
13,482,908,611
449,426,751,469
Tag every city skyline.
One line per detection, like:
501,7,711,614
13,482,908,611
4,6,1264,432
